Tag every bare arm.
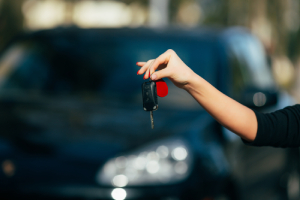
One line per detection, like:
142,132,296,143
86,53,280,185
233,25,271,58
137,49,257,141
184,73,257,141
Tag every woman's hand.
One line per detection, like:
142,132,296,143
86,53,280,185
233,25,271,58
136,49,257,142
136,49,196,89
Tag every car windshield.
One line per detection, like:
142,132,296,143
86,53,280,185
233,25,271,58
225,31,274,89
0,30,218,109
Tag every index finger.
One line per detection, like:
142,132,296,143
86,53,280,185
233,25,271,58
149,49,173,75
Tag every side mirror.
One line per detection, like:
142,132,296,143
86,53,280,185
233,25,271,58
239,87,278,109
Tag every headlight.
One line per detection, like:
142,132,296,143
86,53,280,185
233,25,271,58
96,138,193,187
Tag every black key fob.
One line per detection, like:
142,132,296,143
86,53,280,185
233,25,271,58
142,81,158,111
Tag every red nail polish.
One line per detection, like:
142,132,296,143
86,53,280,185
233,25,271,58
136,62,139,65
143,75,146,80
137,70,139,75
149,71,150,77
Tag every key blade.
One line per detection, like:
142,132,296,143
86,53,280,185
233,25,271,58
150,111,154,129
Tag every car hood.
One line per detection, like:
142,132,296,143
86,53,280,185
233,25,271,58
0,95,206,163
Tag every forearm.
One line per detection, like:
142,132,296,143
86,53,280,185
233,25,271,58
183,73,257,141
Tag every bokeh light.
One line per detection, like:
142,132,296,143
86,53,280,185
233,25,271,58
73,1,132,28
172,147,188,161
22,0,66,30
111,188,127,200
112,174,128,187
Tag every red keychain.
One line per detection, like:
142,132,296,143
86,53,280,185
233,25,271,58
155,79,168,97
149,71,168,97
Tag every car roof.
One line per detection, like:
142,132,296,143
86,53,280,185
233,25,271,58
3,26,227,48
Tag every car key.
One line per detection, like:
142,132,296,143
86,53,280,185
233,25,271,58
142,80,158,129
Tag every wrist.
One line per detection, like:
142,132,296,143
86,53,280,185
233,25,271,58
182,72,203,92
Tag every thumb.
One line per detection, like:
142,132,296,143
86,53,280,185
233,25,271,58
151,69,169,81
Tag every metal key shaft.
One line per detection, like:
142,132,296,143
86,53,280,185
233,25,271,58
150,111,154,129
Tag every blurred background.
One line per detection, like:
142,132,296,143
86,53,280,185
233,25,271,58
1,0,300,200
1,0,300,93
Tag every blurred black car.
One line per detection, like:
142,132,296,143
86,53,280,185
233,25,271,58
0,27,295,200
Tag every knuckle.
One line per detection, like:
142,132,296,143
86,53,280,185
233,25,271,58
166,49,174,54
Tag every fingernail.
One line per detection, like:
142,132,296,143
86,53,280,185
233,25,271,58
151,74,157,80
143,75,146,80
137,70,139,75
149,71,150,77
136,62,139,65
